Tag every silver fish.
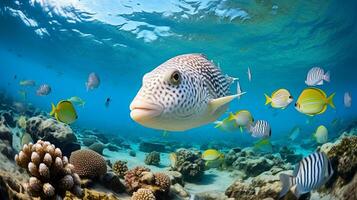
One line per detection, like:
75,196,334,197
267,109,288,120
130,53,244,131
247,67,252,82
236,80,243,100
247,120,271,138
344,92,352,108
279,152,333,199
305,67,330,86
86,72,100,91
36,84,51,96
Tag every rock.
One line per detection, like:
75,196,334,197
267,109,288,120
0,120,12,145
233,157,274,177
128,149,136,157
0,170,30,200
106,144,120,152
170,183,189,199
0,142,14,159
171,149,205,181
139,141,166,153
88,142,106,155
0,111,16,128
82,137,97,146
144,151,160,166
196,191,233,200
279,146,302,164
26,116,80,156
100,172,126,193
164,171,184,186
65,188,120,200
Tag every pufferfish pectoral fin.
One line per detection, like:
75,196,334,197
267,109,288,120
208,93,245,114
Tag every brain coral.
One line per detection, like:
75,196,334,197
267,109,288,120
69,149,107,179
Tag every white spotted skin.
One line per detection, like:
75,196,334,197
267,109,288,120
130,54,233,131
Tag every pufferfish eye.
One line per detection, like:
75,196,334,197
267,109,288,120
170,71,181,85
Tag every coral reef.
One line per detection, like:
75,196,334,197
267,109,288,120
26,116,80,156
112,160,128,178
131,188,156,200
14,140,82,199
225,147,291,178
69,149,107,179
144,151,160,166
124,166,171,199
170,149,205,181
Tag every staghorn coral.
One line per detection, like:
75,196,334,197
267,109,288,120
170,149,205,181
131,188,156,200
125,166,151,193
69,149,107,179
144,151,160,166
112,160,128,178
14,140,82,199
124,167,171,199
153,173,171,193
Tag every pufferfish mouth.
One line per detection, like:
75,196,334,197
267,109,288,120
129,99,163,121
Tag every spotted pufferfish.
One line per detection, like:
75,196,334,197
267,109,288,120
130,53,245,131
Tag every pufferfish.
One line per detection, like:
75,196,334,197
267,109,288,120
130,53,245,131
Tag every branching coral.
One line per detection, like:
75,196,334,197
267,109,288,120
170,149,205,181
131,188,156,200
69,149,107,179
124,166,171,199
112,160,128,178
144,151,160,166
14,140,82,199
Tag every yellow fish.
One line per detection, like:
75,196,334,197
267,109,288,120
202,149,223,161
253,138,271,149
202,149,224,169
214,117,238,132
169,153,177,168
228,110,254,132
50,100,78,124
17,115,27,129
265,89,293,109
295,88,335,116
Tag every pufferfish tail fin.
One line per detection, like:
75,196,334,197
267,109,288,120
50,103,56,116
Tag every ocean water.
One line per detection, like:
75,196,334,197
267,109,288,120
0,1,357,198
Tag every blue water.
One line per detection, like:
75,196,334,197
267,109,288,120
0,0,356,146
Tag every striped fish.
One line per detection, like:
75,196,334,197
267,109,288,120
305,67,330,86
130,54,245,131
247,120,271,138
279,152,334,199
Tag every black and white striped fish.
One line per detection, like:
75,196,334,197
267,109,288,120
279,151,334,199
247,120,271,138
130,54,245,131
305,67,330,86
